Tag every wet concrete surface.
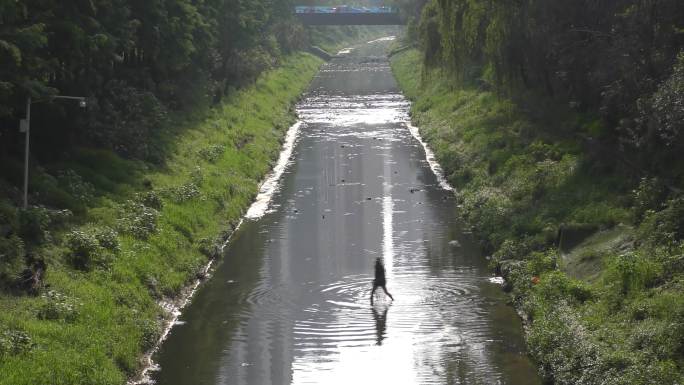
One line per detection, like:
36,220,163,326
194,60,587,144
150,38,542,385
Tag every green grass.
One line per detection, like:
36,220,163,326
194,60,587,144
308,25,401,54
392,50,630,250
0,52,323,385
392,48,684,384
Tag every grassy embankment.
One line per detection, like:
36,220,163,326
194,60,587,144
392,49,684,384
308,25,401,54
0,53,322,385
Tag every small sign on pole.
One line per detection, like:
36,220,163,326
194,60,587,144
19,119,28,133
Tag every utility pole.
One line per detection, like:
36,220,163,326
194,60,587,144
21,97,31,209
20,95,87,209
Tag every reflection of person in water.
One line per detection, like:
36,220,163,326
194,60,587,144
370,257,394,304
372,305,389,345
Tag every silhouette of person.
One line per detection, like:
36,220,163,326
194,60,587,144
370,257,394,304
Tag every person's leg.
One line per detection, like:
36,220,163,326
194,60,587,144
370,284,378,303
381,285,394,301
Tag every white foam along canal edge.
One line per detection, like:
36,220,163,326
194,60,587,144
405,122,454,192
130,120,303,383
245,121,303,220
129,217,246,385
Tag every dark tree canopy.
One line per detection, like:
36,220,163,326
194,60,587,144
405,0,684,180
0,0,306,161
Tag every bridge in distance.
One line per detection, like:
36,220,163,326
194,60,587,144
295,5,405,25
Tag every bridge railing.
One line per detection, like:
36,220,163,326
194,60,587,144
294,5,398,14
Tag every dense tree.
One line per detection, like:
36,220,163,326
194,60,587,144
407,0,684,181
0,0,306,163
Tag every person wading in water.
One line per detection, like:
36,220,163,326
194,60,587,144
371,257,394,304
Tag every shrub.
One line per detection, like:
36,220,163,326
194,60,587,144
527,141,563,162
166,183,201,203
631,177,666,220
86,80,169,161
117,200,159,239
0,234,25,286
461,186,513,244
526,250,557,276
0,329,34,358
48,208,73,227
629,319,682,359
16,206,72,247
623,52,684,176
493,239,534,264
18,206,52,245
94,226,120,252
198,145,225,163
0,200,18,230
526,303,600,381
271,20,307,54
603,252,661,296
37,290,80,322
227,46,277,87
135,191,163,210
533,270,593,304
65,226,118,270
660,244,684,276
196,236,221,258
637,197,684,246
56,169,94,205
66,230,101,270
650,52,684,147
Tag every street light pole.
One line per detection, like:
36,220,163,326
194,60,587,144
21,95,86,209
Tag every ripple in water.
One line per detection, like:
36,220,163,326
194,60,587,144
286,270,508,385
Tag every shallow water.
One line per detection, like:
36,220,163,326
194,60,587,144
150,39,542,385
